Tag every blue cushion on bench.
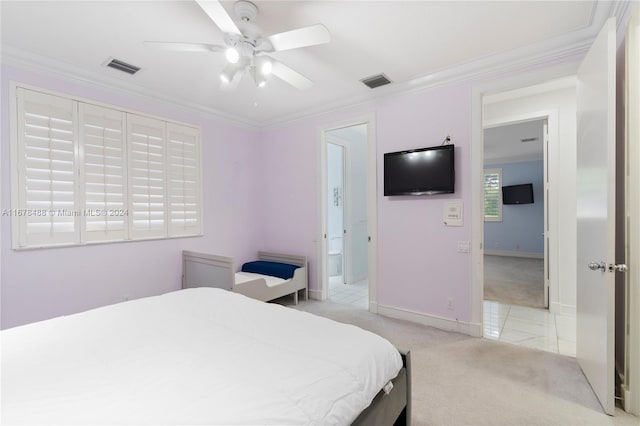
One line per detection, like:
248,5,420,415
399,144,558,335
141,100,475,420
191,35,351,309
241,261,300,280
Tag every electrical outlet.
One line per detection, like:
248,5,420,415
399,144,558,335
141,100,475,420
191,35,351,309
447,298,455,310
457,241,470,253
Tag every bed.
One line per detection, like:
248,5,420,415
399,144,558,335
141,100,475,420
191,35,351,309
182,250,308,304
2,287,411,425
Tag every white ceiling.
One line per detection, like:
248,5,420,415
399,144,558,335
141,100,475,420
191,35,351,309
484,119,545,164
1,1,607,126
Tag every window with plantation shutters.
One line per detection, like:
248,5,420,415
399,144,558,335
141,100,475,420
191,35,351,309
484,168,502,221
167,123,201,236
127,114,167,239
11,85,202,249
80,104,127,242
14,89,79,247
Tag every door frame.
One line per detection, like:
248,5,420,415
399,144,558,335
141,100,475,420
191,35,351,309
483,114,553,310
470,62,577,336
623,9,640,415
318,114,377,311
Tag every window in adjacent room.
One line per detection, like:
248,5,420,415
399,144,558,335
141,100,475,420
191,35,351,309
10,85,202,249
483,168,502,221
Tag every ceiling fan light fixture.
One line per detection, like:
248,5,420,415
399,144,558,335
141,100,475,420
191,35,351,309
259,58,272,75
225,47,240,64
220,63,239,83
221,58,249,85
250,65,267,87
149,0,331,92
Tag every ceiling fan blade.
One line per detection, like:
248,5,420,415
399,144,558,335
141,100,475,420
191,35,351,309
144,41,225,53
267,24,330,52
270,59,313,90
195,0,241,36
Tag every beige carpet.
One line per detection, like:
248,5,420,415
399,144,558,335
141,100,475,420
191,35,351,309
484,254,545,309
284,299,638,426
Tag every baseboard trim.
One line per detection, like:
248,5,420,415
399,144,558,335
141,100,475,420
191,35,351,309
468,321,483,337
484,250,543,259
377,304,477,336
308,289,323,301
550,301,576,317
622,385,635,414
369,301,378,314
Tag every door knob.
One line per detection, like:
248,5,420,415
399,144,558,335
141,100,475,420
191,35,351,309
588,261,607,272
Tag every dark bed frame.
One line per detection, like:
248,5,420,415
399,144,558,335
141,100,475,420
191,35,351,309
352,348,412,425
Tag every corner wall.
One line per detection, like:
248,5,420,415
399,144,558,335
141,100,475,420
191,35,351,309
1,64,263,328
1,61,581,333
260,82,473,323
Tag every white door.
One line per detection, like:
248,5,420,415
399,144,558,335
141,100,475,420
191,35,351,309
543,120,550,308
576,17,617,415
327,142,346,285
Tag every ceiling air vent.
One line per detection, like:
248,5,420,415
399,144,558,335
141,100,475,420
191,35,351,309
520,137,539,143
105,58,141,75
361,73,392,89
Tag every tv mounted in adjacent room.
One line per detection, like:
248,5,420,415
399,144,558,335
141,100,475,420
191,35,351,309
383,144,455,196
501,183,534,205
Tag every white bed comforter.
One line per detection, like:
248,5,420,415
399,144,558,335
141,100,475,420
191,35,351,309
2,288,402,425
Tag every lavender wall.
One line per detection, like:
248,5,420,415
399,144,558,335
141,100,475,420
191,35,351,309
0,64,262,328
260,82,473,321
2,60,578,329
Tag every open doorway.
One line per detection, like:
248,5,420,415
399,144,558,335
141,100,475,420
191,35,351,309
482,118,561,353
478,77,579,357
324,124,368,309
471,16,640,414
483,119,547,310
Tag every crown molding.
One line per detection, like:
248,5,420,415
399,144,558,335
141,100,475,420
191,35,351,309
1,1,628,130
260,34,589,129
483,76,578,105
611,0,634,28
0,46,261,130
260,1,620,129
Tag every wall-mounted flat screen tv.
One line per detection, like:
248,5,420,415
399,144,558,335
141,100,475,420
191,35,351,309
384,144,455,196
502,183,534,205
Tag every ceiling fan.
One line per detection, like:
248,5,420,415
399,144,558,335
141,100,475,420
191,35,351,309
146,0,330,91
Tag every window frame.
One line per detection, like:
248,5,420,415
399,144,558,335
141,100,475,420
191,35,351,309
9,82,203,250
483,167,503,222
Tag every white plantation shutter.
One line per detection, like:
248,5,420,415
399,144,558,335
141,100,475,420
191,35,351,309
15,89,78,247
127,114,167,239
167,123,201,236
12,86,202,248
484,168,502,221
79,104,127,242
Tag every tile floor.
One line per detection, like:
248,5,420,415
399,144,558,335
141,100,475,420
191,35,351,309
328,275,368,309
484,299,576,357
326,278,576,356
